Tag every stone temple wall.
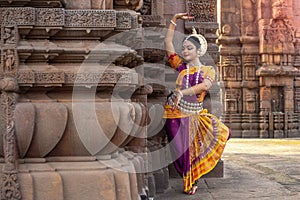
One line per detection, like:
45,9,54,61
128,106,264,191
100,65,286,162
218,0,300,138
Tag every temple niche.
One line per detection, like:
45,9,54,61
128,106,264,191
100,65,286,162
218,0,300,138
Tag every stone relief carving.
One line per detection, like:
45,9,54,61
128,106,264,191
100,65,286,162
65,72,133,84
36,8,64,26
222,56,241,81
65,10,116,27
0,7,35,25
0,8,135,30
35,72,65,84
245,90,257,113
243,56,257,80
263,0,295,50
264,20,294,45
1,49,17,73
186,0,216,22
2,26,17,45
116,12,132,29
225,89,241,113
0,78,21,200
17,71,35,84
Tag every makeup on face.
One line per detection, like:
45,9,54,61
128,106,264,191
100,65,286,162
182,40,198,60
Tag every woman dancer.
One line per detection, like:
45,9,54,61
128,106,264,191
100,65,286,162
164,13,231,195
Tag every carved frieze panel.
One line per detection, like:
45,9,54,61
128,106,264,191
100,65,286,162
186,0,216,23
221,56,242,81
116,72,133,84
17,71,35,84
35,72,65,84
65,10,116,27
243,56,257,81
0,0,65,7
225,89,241,113
116,11,131,30
244,90,257,113
65,72,134,84
36,8,64,26
0,7,35,25
223,66,236,80
142,15,162,26
0,8,136,30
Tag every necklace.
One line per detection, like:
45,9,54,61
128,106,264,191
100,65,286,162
186,62,202,89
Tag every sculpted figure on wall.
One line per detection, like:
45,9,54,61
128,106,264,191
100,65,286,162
3,49,16,72
3,27,16,44
262,0,295,65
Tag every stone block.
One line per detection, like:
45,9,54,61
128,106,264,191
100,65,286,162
59,170,116,200
32,172,64,200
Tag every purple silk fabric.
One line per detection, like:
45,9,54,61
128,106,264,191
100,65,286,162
165,117,191,177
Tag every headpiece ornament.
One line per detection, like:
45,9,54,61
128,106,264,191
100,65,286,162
185,27,207,56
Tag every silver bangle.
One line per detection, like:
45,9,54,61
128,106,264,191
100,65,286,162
170,20,177,26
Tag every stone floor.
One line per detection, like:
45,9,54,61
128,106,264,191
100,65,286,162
155,138,300,200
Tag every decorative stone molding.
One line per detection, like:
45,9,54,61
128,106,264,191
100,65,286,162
65,10,116,27
142,15,162,26
0,7,136,30
16,70,138,86
0,78,21,200
0,7,35,26
36,8,65,26
17,71,35,84
65,72,134,84
186,0,217,23
243,55,258,81
221,56,242,81
0,0,66,7
116,11,132,30
224,89,241,113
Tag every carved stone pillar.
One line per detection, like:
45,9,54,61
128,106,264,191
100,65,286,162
0,21,21,199
217,23,243,137
0,1,151,199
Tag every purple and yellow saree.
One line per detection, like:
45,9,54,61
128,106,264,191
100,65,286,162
164,53,231,193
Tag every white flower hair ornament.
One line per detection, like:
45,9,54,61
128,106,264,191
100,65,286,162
185,27,207,56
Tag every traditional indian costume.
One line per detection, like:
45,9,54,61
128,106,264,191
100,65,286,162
164,52,231,193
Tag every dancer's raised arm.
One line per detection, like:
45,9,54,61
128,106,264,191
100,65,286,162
164,13,194,57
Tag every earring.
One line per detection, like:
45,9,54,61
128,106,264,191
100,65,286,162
197,51,201,57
